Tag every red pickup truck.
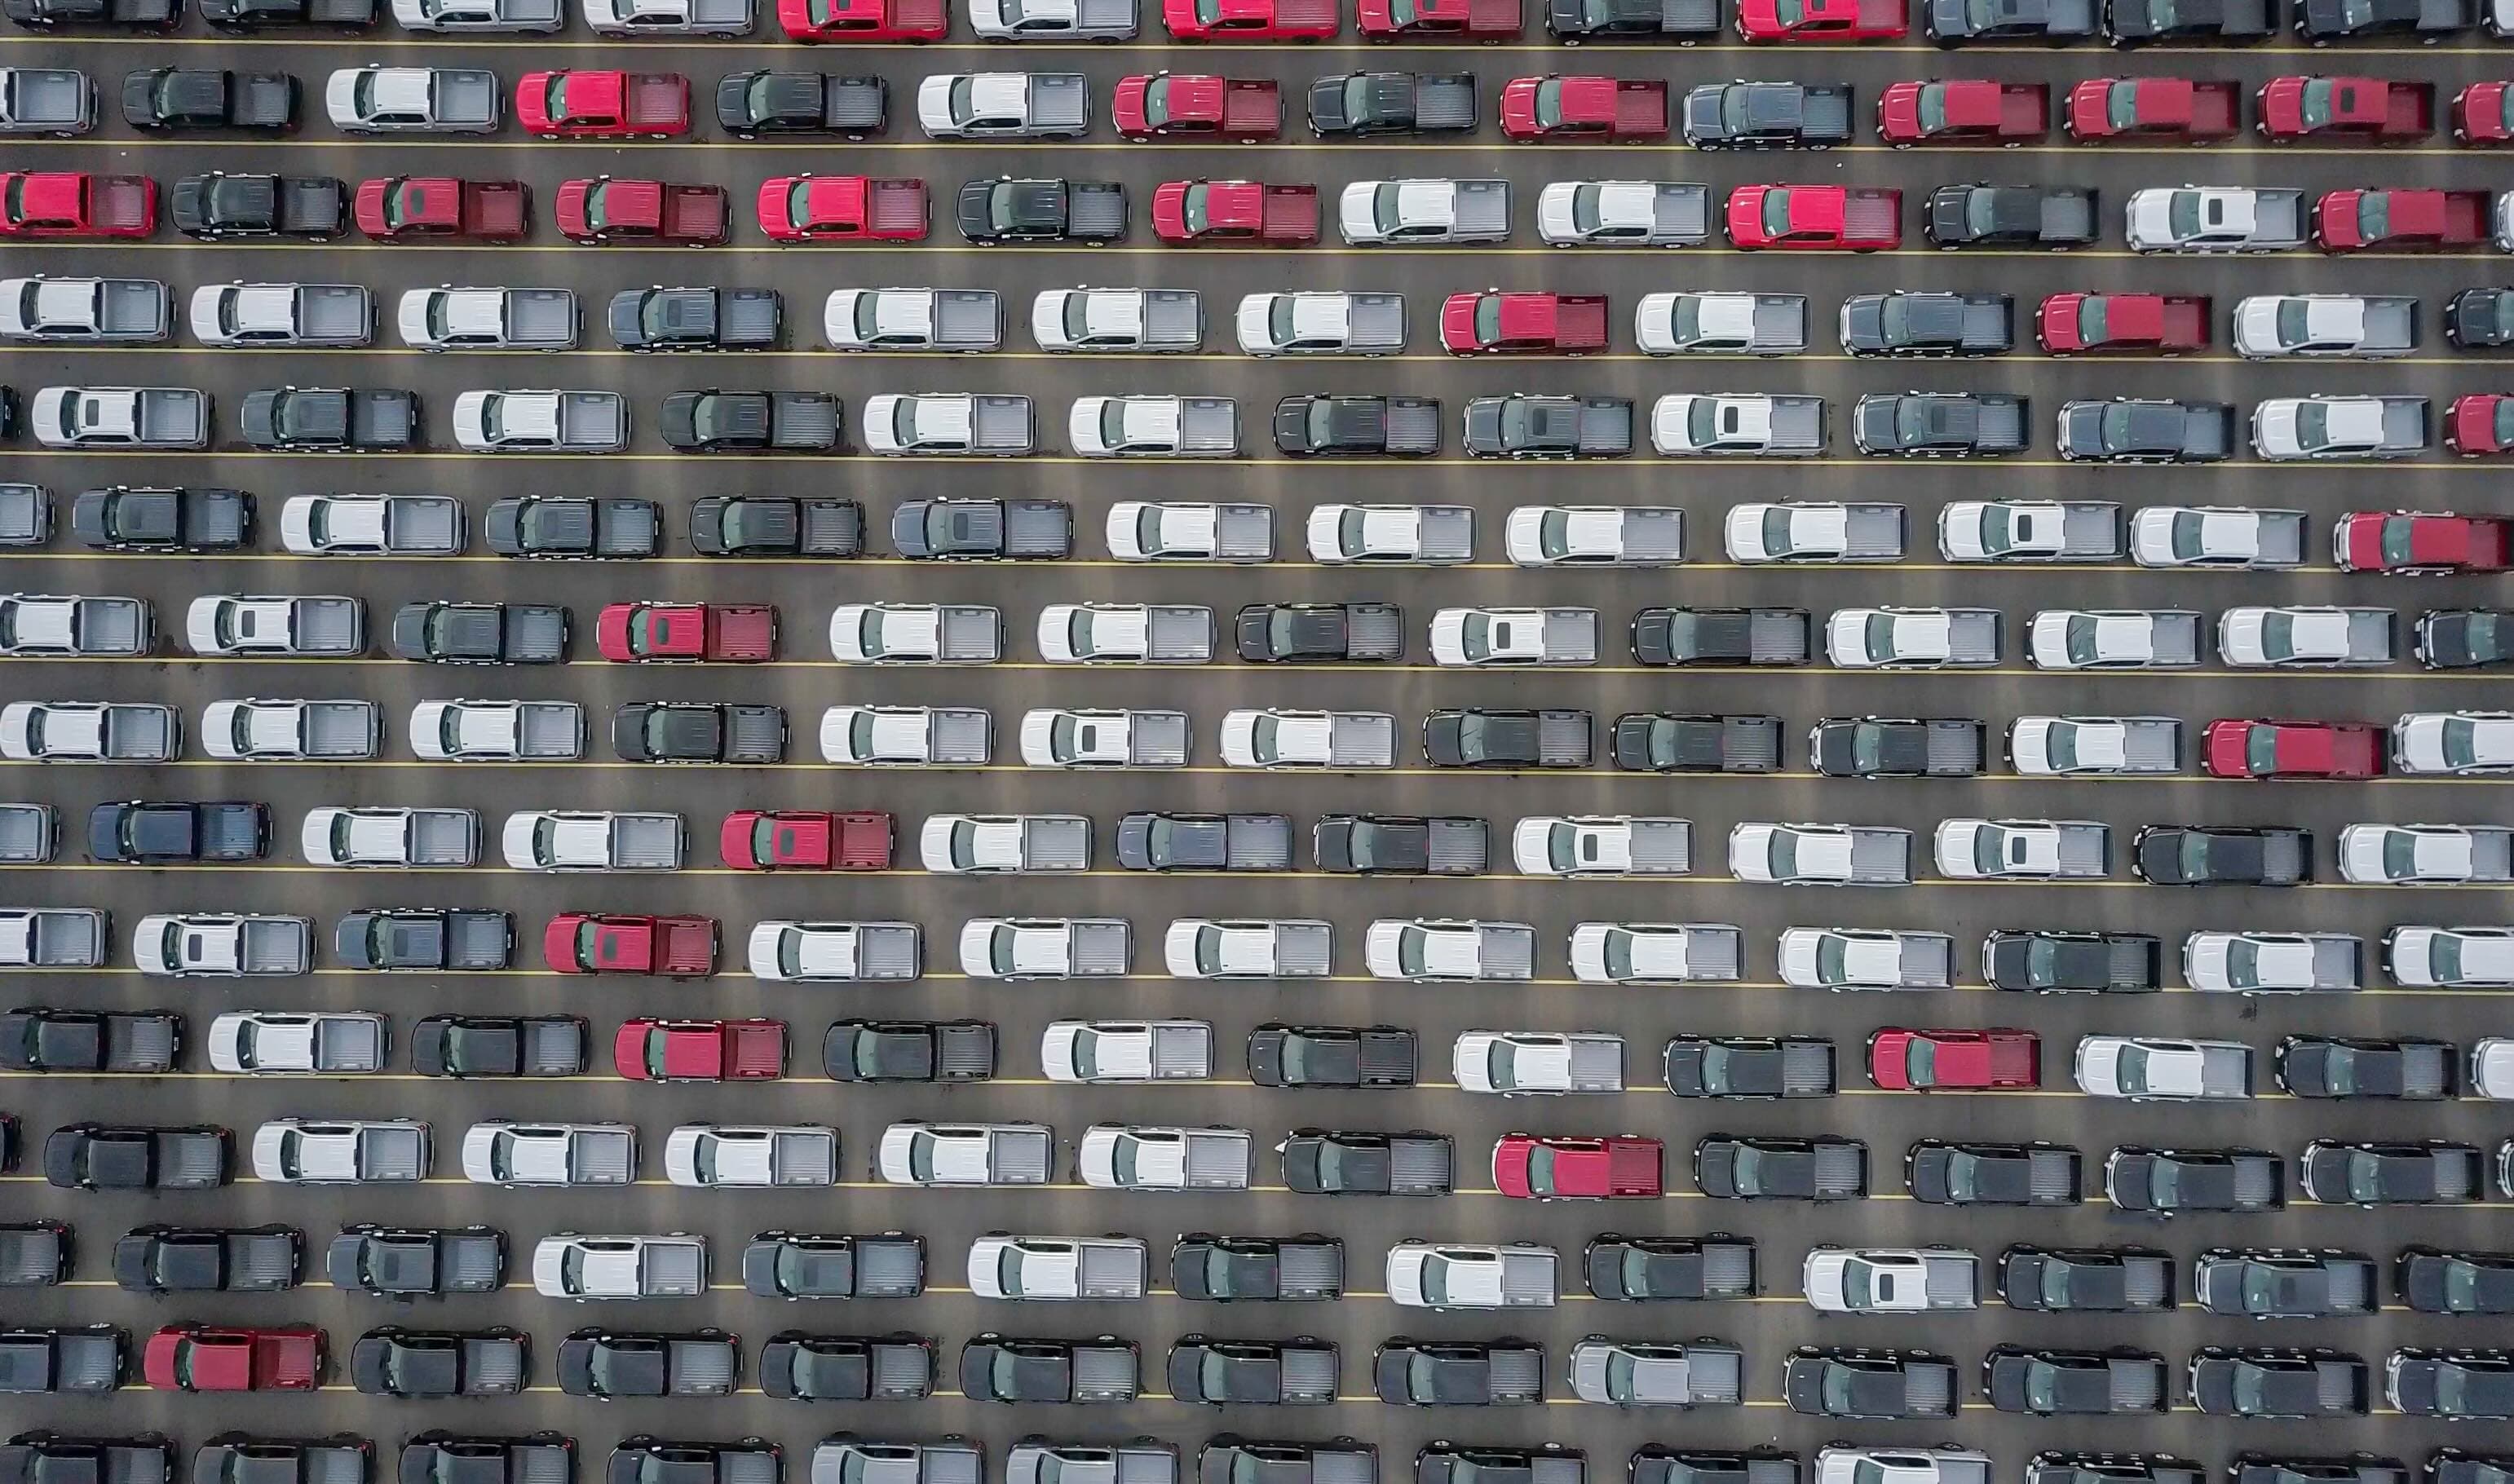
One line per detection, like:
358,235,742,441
780,0,945,38
1738,0,1905,41
757,174,929,242
2202,718,2384,780
1879,80,2045,146
354,176,528,242
518,71,689,139
2261,75,2431,140
1500,75,1667,140
2065,77,2239,142
2313,188,2489,253
545,912,719,977
0,172,154,238
144,1325,323,1392
722,809,895,870
1867,1027,2039,1091
597,602,776,663
1491,1133,1663,1199
2449,393,2514,456
1359,0,1522,35
616,1017,786,1082
1115,74,1281,139
2334,510,2513,574
1153,179,1318,244
1440,291,1607,354
556,177,728,245
2454,81,2514,144
2036,293,2210,355
1726,184,1901,250
1163,0,1336,38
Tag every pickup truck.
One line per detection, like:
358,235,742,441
205,699,378,763
2340,824,2512,885
1571,924,1745,985
518,69,687,138
757,174,929,242
1163,0,1332,34
0,67,92,134
746,921,919,983
501,810,684,871
1235,603,1402,662
920,813,1089,872
188,594,362,656
1986,932,2159,994
1731,822,1911,885
1926,183,2097,248
1365,920,1536,980
454,390,625,453
1173,1234,1345,1301
1726,184,1900,250
2316,188,2488,253
826,1021,997,1083
2128,186,2306,252
1018,708,1190,768
279,494,457,556
90,801,266,863
389,600,563,664
1465,395,1633,457
1236,292,1403,356
584,0,750,30
2251,396,2429,460
2336,510,2511,573
664,1124,839,1190
1116,73,1279,139
616,1019,785,1083
243,388,418,452
1153,179,1318,245
1249,1024,1412,1087
301,806,476,868
1936,819,2109,879
1805,1248,1979,1311
961,918,1131,979
1341,178,1510,243
2235,294,2417,357
1038,603,1213,662
1279,399,1445,458
1316,815,1486,873
0,700,172,761
2131,506,2305,568
1811,718,1984,778
1727,501,1903,562
917,72,1086,138
1503,75,1668,140
1310,72,1477,135
1033,288,1201,352
1281,1128,1455,1195
610,288,780,351
2037,293,2209,354
122,68,294,131
1424,708,1591,768
970,1236,1147,1300
864,394,1034,455
144,1326,313,1392
73,486,251,551
957,178,1127,244
556,178,727,245
0,172,151,240
326,66,501,133
1068,398,1238,457
1503,505,1681,566
612,701,786,764
531,1235,707,1298
488,497,659,559
825,288,999,351
1044,1020,1209,1083
2185,934,2365,995
254,1119,430,1185
822,705,992,765
0,909,104,968
1855,391,2029,456
1940,501,2120,561
1442,292,1606,356
398,287,576,351
338,909,511,971
661,390,840,453
45,1125,227,1192
893,498,1069,560
1736,0,1905,34
1778,929,1955,990
1537,179,1709,245
1829,607,2004,669
1166,919,1331,978
392,0,558,29
114,1226,297,1292
1651,394,1825,457
1878,80,2046,145
464,1122,629,1184
722,810,890,872
33,386,205,449
2265,74,2431,139
1613,714,1781,773
1387,1243,1557,1310
0,276,166,342
2012,715,2183,775
1841,291,2009,356
1212,709,1392,771
1455,1030,1625,1093
717,70,887,139
1107,502,1270,563
1078,1127,1249,1192
2067,77,2238,142
878,1122,1054,1186
1429,606,1597,666
169,173,339,241
1684,82,1851,148
830,603,1001,665
690,498,859,559
352,176,524,241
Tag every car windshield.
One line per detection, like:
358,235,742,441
1866,612,1900,656
2247,726,2282,774
1398,927,1430,976
1139,76,1174,126
2066,615,2101,665
987,185,1024,233
2260,611,2299,660
2043,722,2081,769
2114,1043,2151,1094
1456,612,1492,660
1906,1037,1937,1085
1532,79,1566,129
1474,295,1507,346
2077,298,2110,342
2299,77,2337,126
2226,939,2264,989
1179,183,1210,236
1814,934,1848,982
1486,1040,1521,1089
1247,713,1280,764
1602,929,1636,979
1850,725,1887,772
2106,81,2143,128
1523,1144,1557,1195
2294,400,2331,450
1370,183,1404,232
1915,85,1948,134
2242,1265,2292,1308
2167,191,2203,239
1839,1257,1875,1305
1416,1255,1451,1305
905,1129,937,1181
1571,183,1606,234
1761,190,1792,236
2443,717,2481,768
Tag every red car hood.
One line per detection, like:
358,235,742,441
2035,294,2088,351
2463,82,2512,139
515,72,570,130
1111,75,1159,131
2454,395,2514,453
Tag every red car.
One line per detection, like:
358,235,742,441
543,912,719,977
615,1017,786,1082
755,174,930,242
1161,0,1336,39
2035,293,2209,355
2333,510,2512,575
2064,77,2238,143
1114,74,1282,139
2312,188,2489,254
1358,0,1522,37
2449,393,2514,456
352,176,527,242
722,809,894,870
2260,75,2430,141
554,177,727,246
144,1325,323,1392
1500,75,1669,140
777,0,946,39
2454,81,2514,144
1878,81,2045,147
1491,1133,1663,1199
1867,1027,2039,1091
1725,184,1901,251
517,70,689,138
1440,291,1607,355
0,171,154,238
596,602,776,663
1737,0,1905,39
2202,718,2384,780
1151,179,1319,244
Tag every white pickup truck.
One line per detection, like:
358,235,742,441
411,700,582,762
462,1121,635,1186
1635,292,1807,353
1042,1020,1211,1082
1033,289,1201,353
1219,709,1398,769
1236,291,1405,356
1429,607,1597,666
822,705,992,765
1827,607,2003,669
532,1234,706,1299
1513,816,1690,877
1068,396,1238,457
959,918,1133,978
1163,920,1332,978
1340,179,1511,245
920,814,1089,872
878,1122,1054,1186
1019,708,1189,768
190,282,372,347
967,1235,1147,1300
665,1124,840,1188
1731,823,1911,886
134,913,311,976
745,921,922,982
452,389,626,453
1778,927,1955,990
1366,919,1535,981
1726,501,1904,563
186,594,363,656
0,276,168,341
1933,819,2109,880
825,288,1001,351
1386,1243,1557,1309
501,810,684,871
1107,502,1273,562
1453,1031,1625,1093
301,806,476,868
1036,603,1214,663
398,287,576,351
1803,1248,1979,1313
1078,1126,1252,1191
828,603,1001,665
254,1119,431,1185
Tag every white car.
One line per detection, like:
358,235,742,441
1429,607,1592,667
531,1234,707,1299
393,0,565,31
2339,824,2507,885
583,0,753,33
1105,501,1272,562
206,1010,387,1074
251,1118,431,1185
1067,395,1237,458
1933,819,2107,880
1384,1242,1556,1310
1536,180,1699,246
1363,919,1533,982
299,806,478,868
2251,395,2428,461
1338,179,1511,245
2470,1036,2514,1097
2071,1036,2252,1101
460,1121,636,1187
1814,1450,1990,1484
1503,505,1682,567
2232,294,2414,359
1826,607,2000,669
188,284,373,349
1801,1248,1973,1314
183,594,363,656
1161,919,1332,979
2127,505,2306,568
663,1124,839,1189
2391,929,2514,990
2027,609,2203,670
1018,707,1186,768
1036,603,1213,664
820,704,990,766
2218,606,2393,669
826,603,1000,665
277,495,463,556
1305,503,1473,565
2392,711,2514,775
325,65,501,134
744,921,921,981
1041,1020,1212,1083
0,701,178,762
1566,922,1740,983
0,594,152,655
409,700,585,762
1235,290,1404,356
1216,709,1394,770
2007,715,2182,776
2184,931,2362,994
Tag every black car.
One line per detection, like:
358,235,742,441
2032,1457,2204,1484
1631,1451,1800,1484
2431,1455,2514,1484
1422,708,1591,768
1279,1129,1453,1196
1929,0,2099,41
606,1439,780,1484
1168,1336,1339,1405
388,601,568,665
1248,1024,1416,1089
2105,0,2277,43
1169,1234,1345,1302
350,1327,527,1398
1985,930,2163,992
1783,1348,1955,1418
2230,1458,2401,1484
1611,713,1783,774
958,1335,1133,1403
714,70,886,139
70,486,251,552
2195,1248,2379,1317
1583,1234,1760,1301
1374,1338,1544,1406
86,801,267,864
239,386,418,452
0,1433,173,1484
1273,395,1443,457
1809,716,1984,777
485,495,661,559
2189,1348,2368,1417
399,1436,570,1484
199,0,374,23
1115,812,1291,871
2132,825,2312,885
1313,815,1487,875
1906,1140,2081,1206
2057,398,2236,462
1999,1246,2176,1311
42,1124,227,1190
2448,289,2514,350
1552,0,1719,37
610,701,786,765
0,1329,124,1394
1839,292,2013,356
1234,603,1404,663
0,1009,179,1074
2105,1146,2285,1215
760,1332,934,1401
339,912,515,974
659,390,840,453
409,1015,585,1078
1985,1347,2168,1415
0,1225,71,1287
556,1329,738,1398
1682,81,1855,148
955,177,1127,244
2415,609,2514,669
822,1019,996,1083
2297,0,2470,40
740,1232,926,1300
1853,391,2029,457
688,496,861,558
2275,1036,2454,1098
120,68,296,131
1924,183,2100,247
2301,1139,2484,1207
170,171,344,240
2398,1356,2514,1421
1418,1446,1579,1484
2397,1248,2514,1314
324,1226,506,1297
1694,1135,1867,1200
1663,1036,1836,1098
111,1225,298,1293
